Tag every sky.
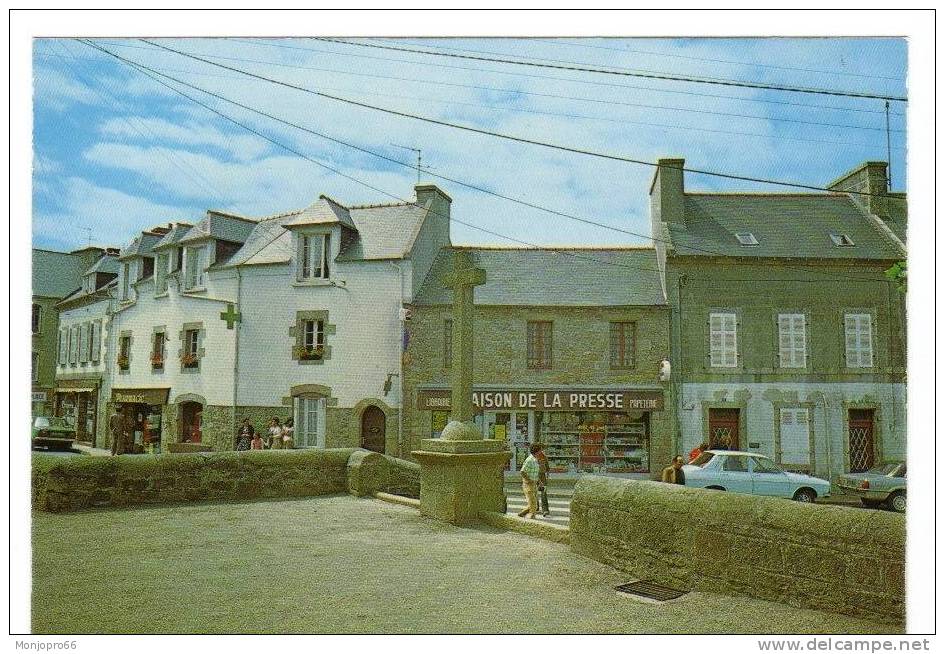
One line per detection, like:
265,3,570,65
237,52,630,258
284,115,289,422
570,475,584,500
31,37,908,252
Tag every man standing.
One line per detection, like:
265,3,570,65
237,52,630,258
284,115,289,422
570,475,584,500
517,443,541,519
109,408,124,456
661,455,687,485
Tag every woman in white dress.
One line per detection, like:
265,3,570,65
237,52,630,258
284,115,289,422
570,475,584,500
267,417,282,450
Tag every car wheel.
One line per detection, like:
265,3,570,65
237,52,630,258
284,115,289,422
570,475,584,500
793,488,816,503
860,498,883,509
887,491,906,513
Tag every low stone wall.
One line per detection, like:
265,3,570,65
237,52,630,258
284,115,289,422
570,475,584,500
346,450,421,498
570,476,905,624
33,449,357,513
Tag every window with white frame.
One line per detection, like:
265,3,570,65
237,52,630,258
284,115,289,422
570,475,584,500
779,408,811,466
298,233,331,280
709,312,738,368
294,396,326,448
184,246,205,290
182,329,200,368
155,252,169,295
778,313,807,368
844,313,874,368
91,321,101,362
301,319,325,359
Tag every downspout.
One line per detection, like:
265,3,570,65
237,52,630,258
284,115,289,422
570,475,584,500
390,261,406,458
231,266,242,450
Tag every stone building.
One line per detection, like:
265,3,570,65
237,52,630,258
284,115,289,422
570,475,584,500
651,158,907,480
403,246,675,478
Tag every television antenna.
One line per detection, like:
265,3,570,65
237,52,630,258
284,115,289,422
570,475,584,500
390,144,433,185
78,225,93,247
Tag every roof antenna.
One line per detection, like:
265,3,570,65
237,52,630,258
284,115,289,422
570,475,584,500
884,100,892,191
79,225,93,247
390,144,425,185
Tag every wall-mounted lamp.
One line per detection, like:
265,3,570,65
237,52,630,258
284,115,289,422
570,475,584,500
384,372,400,396
659,359,672,382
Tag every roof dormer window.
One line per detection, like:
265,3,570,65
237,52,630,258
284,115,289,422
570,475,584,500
735,232,759,246
830,233,855,247
298,233,331,281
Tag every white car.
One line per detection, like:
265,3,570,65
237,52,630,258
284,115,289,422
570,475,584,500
684,450,831,503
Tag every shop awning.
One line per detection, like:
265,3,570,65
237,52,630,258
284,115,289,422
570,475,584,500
417,388,664,412
112,388,171,405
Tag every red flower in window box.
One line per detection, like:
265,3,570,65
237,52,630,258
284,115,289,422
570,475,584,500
295,345,325,361
181,352,199,367
117,354,130,370
150,354,164,368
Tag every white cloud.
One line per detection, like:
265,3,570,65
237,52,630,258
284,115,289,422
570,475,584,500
98,116,270,161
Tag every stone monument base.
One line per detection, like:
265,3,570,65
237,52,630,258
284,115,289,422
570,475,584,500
412,437,511,525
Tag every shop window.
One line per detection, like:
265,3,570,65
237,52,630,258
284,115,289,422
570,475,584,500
443,318,452,368
709,312,738,368
118,335,131,371
610,322,636,369
298,233,331,281
32,303,41,334
778,313,807,368
844,313,874,368
152,332,166,370
538,410,649,474
182,329,200,369
527,321,553,369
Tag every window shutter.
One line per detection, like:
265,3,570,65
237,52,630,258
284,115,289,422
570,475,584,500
91,321,101,362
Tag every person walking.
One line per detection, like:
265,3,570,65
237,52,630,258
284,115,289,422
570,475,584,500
267,417,283,450
235,418,254,451
534,442,551,516
661,455,687,485
281,417,295,449
108,409,124,456
517,443,542,519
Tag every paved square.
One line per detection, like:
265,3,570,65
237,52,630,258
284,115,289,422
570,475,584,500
32,495,901,634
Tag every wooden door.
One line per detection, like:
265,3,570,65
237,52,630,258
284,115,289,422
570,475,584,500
360,406,386,453
708,408,740,451
848,409,875,472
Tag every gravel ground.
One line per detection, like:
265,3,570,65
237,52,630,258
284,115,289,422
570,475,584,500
32,495,901,634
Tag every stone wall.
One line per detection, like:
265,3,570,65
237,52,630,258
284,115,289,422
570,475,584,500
346,450,421,498
570,475,904,624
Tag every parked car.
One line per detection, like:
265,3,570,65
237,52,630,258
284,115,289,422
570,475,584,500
31,416,76,451
837,462,906,512
683,450,831,503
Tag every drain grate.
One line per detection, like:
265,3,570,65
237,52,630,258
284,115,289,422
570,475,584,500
615,580,688,602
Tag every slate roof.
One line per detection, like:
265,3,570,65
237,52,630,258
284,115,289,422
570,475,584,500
32,249,86,298
117,232,164,260
666,194,905,260
415,247,666,307
152,222,194,250
885,194,907,243
179,211,258,245
282,196,357,231
84,253,120,276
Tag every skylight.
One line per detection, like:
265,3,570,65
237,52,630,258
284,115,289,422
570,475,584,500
830,233,856,247
735,232,759,246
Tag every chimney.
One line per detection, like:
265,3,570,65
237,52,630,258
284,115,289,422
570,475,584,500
650,158,685,226
415,183,452,223
827,161,889,219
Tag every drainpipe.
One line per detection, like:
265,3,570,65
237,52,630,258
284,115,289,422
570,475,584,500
389,261,406,458
231,266,242,450
821,393,832,482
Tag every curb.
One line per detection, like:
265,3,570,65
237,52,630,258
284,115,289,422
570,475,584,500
479,511,570,544
373,491,421,509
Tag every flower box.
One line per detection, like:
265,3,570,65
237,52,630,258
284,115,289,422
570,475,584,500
150,355,164,368
181,353,199,368
117,355,130,371
296,345,325,361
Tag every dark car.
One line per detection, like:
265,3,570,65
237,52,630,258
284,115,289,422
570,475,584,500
31,416,76,451
837,462,906,512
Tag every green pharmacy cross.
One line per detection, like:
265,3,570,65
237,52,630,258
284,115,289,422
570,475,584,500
220,303,242,330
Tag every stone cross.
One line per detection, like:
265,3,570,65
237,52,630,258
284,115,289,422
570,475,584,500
440,250,486,424
220,303,241,330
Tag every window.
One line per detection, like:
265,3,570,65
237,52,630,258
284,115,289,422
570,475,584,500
155,253,169,295
32,352,38,382
182,329,199,368
844,313,874,368
830,233,855,247
298,233,331,280
294,397,326,448
750,456,783,473
184,247,205,290
778,313,807,368
152,332,166,369
78,323,89,363
527,321,553,369
118,335,131,371
735,232,759,246
443,318,453,368
779,408,811,466
121,262,131,300
709,312,738,368
610,322,636,369
32,303,41,334
69,326,79,365
298,319,325,360
90,321,101,362
722,456,748,472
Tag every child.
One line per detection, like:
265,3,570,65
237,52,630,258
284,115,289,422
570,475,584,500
250,431,263,450
282,417,295,449
267,417,283,450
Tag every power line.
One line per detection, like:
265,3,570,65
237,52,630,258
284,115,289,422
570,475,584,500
222,37,905,118
79,39,897,286
138,38,903,200
315,37,908,103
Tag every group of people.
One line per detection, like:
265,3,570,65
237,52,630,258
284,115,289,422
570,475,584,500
235,417,294,451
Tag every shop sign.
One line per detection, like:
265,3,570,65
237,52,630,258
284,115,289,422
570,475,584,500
31,392,47,402
417,389,663,412
112,388,170,406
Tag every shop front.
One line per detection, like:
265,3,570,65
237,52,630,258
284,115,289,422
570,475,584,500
54,378,102,445
111,388,170,454
418,387,665,477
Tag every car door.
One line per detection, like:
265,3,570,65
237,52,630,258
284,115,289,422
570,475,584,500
749,456,790,497
718,455,753,494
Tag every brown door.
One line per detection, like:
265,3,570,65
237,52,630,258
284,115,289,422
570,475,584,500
180,401,203,443
360,406,386,453
708,408,740,450
848,409,876,472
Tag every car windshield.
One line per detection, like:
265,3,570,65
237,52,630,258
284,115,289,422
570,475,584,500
751,457,783,474
33,417,50,429
867,463,902,476
690,452,715,468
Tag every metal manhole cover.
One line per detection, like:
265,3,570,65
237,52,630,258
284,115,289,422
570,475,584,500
615,580,688,602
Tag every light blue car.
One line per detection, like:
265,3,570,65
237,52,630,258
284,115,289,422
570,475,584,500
683,450,831,503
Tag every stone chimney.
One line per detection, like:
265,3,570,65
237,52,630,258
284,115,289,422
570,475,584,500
415,184,452,223
827,161,889,219
650,158,686,226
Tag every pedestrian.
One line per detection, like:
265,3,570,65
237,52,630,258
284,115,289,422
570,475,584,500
517,443,541,519
250,431,264,450
534,442,551,516
267,417,283,450
689,441,708,463
108,409,124,456
661,455,687,485
281,417,295,449
235,417,254,451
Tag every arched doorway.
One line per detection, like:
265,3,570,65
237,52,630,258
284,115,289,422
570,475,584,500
180,401,203,443
360,405,386,453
